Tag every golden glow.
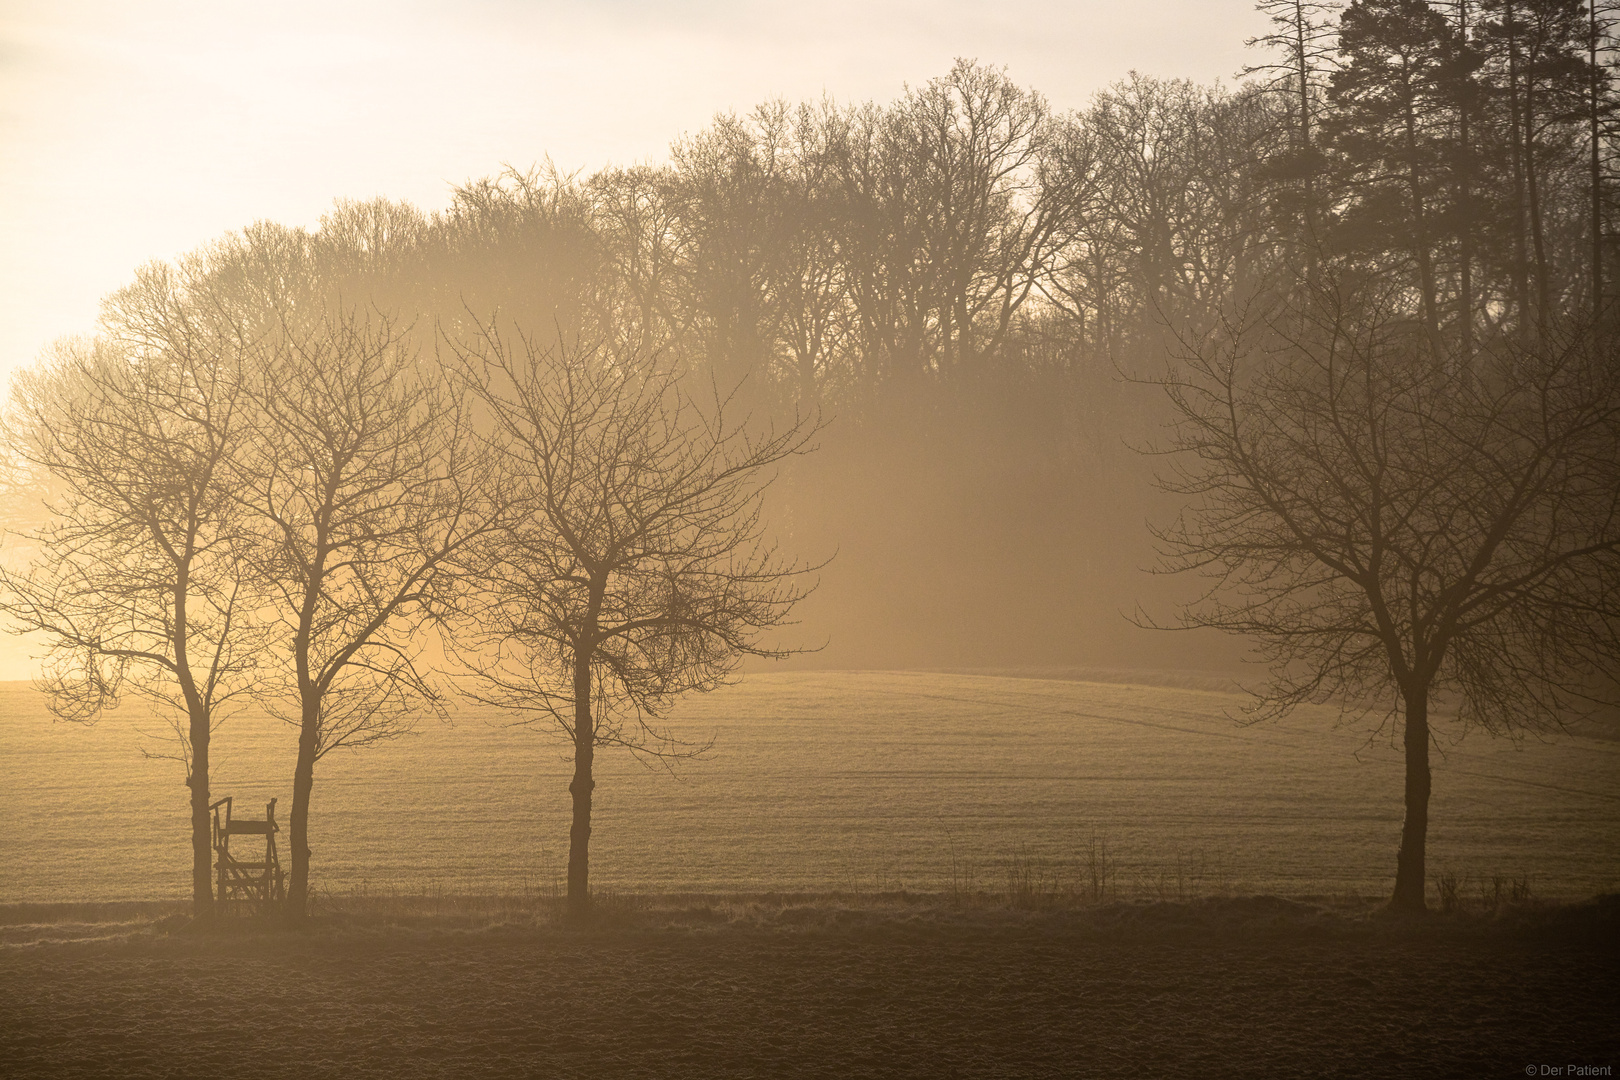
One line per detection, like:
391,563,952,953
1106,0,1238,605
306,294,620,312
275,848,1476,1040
0,0,1267,386
0,0,1267,680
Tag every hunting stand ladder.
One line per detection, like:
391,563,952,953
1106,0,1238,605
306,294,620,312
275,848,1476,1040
210,796,285,916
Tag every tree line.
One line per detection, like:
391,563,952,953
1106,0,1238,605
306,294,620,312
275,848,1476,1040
398,0,1615,405
0,230,816,921
3,0,1620,917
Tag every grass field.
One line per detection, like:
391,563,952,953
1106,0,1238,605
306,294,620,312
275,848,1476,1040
2,670,1617,904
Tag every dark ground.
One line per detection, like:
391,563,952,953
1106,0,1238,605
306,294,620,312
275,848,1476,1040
1,895,1616,1079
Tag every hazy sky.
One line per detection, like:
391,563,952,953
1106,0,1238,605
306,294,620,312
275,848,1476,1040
0,0,1270,390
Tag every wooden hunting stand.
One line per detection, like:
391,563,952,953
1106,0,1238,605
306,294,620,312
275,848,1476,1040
210,796,285,916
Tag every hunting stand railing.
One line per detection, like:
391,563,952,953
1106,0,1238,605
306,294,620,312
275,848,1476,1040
210,796,285,916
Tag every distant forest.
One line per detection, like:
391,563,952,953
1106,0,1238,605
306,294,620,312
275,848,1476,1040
11,0,1619,675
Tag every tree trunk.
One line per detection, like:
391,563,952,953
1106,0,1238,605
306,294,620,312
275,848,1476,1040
1525,80,1552,340
1403,81,1443,360
188,720,213,919
566,646,595,919
285,714,318,923
175,563,213,920
285,537,327,926
1459,235,1474,370
1296,0,1321,279
1507,12,1535,348
798,350,818,410
1392,684,1432,912
1408,171,1443,360
1593,1,1605,316
1456,1,1475,371
954,285,973,371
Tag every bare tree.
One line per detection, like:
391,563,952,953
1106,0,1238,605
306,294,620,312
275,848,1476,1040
662,101,855,408
450,327,820,918
1147,282,1620,911
0,260,262,917
238,306,497,922
1045,77,1289,367
666,104,799,394
834,61,1059,381
589,165,684,363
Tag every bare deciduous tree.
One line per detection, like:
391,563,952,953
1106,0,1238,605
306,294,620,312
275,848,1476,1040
832,61,1060,381
1148,283,1620,911
451,328,820,918
239,307,496,922
0,261,262,917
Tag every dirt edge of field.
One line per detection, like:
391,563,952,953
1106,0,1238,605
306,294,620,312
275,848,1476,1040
4,890,1616,952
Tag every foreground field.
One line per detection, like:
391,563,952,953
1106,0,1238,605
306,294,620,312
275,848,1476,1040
1,896,1616,1079
3,671,1618,904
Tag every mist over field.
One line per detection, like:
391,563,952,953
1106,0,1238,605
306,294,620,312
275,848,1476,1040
6,673,1618,903
3,1,1620,1076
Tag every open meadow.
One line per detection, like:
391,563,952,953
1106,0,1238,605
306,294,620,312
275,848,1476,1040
5,664,1620,1078
3,669,1617,904
1,893,1617,1078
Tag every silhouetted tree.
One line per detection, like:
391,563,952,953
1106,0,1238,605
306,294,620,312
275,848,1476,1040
238,304,496,922
451,329,819,918
666,104,799,394
1477,0,1602,339
773,104,857,406
1325,0,1465,357
0,259,263,918
1439,0,1487,366
1244,0,1344,264
1149,282,1620,911
1048,77,1289,364
589,165,684,362
427,165,599,350
834,61,1059,381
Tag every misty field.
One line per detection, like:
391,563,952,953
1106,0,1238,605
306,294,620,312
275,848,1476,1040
2,670,1616,905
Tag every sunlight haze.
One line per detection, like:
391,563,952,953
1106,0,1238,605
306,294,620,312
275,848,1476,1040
1,2,1617,1068
0,0,1267,391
